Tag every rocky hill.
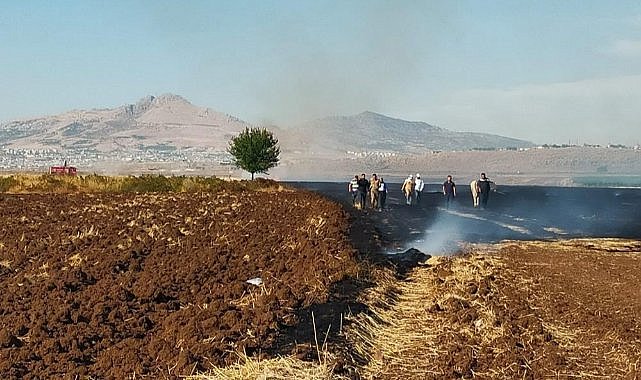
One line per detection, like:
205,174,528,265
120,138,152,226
0,96,533,156
0,94,252,153
279,111,534,157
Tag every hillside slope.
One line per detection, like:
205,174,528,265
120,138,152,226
280,111,533,156
0,94,252,152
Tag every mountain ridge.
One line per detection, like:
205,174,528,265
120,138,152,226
281,109,533,156
0,95,534,157
0,94,252,152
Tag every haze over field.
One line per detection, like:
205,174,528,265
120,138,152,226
1,93,640,184
1,1,641,146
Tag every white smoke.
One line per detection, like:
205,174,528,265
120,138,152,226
411,207,466,255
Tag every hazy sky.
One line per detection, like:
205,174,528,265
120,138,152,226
1,1,640,144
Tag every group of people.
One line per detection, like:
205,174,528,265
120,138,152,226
349,172,494,210
349,173,389,211
471,172,493,209
401,173,425,205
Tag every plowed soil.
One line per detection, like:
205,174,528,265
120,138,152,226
0,189,358,379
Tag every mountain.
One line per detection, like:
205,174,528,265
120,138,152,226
280,111,533,156
1,99,532,155
0,94,252,152
0,97,536,177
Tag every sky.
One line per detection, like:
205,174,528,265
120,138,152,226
1,0,640,145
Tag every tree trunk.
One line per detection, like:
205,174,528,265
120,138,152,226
251,172,255,180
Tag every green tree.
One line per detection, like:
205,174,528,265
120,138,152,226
227,127,280,180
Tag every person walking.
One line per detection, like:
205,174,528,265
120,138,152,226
348,175,359,207
442,175,456,209
369,173,381,209
378,177,388,210
401,175,414,205
357,173,369,209
477,172,491,209
414,173,425,204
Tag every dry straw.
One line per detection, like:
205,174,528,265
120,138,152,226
0,173,281,194
184,347,350,380
345,251,506,379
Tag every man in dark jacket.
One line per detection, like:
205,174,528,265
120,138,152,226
442,175,456,209
357,173,369,209
477,172,491,209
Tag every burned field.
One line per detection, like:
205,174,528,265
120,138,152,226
0,188,358,379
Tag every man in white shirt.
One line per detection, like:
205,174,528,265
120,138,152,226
401,175,414,205
414,173,425,204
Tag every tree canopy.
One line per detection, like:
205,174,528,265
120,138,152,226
227,127,280,180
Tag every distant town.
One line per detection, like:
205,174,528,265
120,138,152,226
0,146,234,174
2,143,639,175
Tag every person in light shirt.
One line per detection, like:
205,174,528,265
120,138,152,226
414,173,425,204
401,175,414,205
369,173,381,210
348,175,359,207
